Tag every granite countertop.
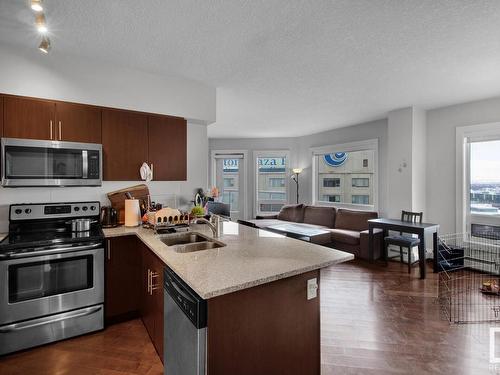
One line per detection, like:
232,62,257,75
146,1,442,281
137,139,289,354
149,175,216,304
103,222,354,299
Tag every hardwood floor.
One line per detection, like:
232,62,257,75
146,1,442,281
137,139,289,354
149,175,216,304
0,259,495,374
0,319,163,375
321,260,493,375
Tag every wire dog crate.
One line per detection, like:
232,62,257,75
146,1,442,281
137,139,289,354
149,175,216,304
438,232,500,324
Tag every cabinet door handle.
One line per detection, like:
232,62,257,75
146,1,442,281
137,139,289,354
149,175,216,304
150,271,159,293
49,120,53,140
107,240,111,260
147,269,151,294
58,121,62,140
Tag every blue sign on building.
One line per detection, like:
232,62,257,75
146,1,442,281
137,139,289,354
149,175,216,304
323,152,347,167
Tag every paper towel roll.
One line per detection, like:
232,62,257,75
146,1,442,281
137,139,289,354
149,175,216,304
125,199,141,227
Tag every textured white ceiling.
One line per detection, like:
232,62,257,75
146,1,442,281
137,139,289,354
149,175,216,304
1,1,500,138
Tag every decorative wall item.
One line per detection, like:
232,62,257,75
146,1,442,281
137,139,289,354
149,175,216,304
323,152,347,167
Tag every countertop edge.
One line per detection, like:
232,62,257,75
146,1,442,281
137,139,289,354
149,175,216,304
104,228,354,299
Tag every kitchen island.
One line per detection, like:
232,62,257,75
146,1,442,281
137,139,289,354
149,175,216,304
104,221,353,375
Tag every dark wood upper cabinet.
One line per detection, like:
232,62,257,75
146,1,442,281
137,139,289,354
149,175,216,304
105,236,140,322
1,93,188,182
3,96,55,140
0,96,4,138
102,109,148,181
148,115,187,181
55,102,101,143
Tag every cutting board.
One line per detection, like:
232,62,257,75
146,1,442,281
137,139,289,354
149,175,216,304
107,184,150,224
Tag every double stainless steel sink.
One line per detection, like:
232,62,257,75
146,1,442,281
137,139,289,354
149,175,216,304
159,232,226,253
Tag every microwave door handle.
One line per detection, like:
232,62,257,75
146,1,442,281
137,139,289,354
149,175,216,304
82,150,88,178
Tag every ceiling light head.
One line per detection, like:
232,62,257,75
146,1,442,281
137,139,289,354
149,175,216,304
30,0,43,12
38,36,50,54
35,13,47,33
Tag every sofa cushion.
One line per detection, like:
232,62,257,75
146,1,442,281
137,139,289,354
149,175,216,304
277,204,304,223
329,229,361,245
335,209,378,232
303,206,336,228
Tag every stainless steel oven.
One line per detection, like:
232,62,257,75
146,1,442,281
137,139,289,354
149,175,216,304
1,138,102,187
0,242,104,355
0,242,104,325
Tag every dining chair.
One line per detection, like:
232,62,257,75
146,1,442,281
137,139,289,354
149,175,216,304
384,210,423,273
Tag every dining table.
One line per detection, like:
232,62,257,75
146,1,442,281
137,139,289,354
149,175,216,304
367,218,440,279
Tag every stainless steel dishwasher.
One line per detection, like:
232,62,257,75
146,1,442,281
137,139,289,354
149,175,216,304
163,266,207,375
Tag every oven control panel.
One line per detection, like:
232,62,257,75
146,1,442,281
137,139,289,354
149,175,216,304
10,202,100,221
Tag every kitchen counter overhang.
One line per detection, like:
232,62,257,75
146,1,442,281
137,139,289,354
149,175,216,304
103,221,353,299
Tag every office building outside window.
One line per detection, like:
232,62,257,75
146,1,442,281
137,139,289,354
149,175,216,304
322,195,341,203
316,148,375,207
221,158,240,212
352,178,369,187
255,151,289,214
352,195,370,205
323,178,341,187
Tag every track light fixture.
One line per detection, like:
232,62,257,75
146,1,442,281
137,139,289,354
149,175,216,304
38,35,50,54
35,13,47,33
31,0,43,12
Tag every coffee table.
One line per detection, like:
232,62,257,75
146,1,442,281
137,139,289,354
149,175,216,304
265,223,331,244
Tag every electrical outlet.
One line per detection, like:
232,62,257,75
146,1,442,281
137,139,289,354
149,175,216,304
307,278,318,300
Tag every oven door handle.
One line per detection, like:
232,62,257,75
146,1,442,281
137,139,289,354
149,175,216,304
0,305,102,333
1,242,102,259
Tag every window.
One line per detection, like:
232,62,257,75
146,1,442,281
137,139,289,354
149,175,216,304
222,191,239,211
312,139,377,209
258,192,286,200
223,178,235,188
469,139,500,217
255,151,289,214
352,178,369,187
212,151,247,220
269,178,285,188
352,195,369,204
322,195,341,203
323,178,340,188
457,124,500,233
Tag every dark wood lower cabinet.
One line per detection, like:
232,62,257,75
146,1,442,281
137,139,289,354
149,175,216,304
106,237,319,373
206,270,321,375
105,238,164,361
105,236,141,323
140,242,164,361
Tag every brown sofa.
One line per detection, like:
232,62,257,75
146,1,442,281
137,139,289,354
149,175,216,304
245,204,383,260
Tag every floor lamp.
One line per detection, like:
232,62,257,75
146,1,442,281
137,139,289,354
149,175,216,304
291,168,302,204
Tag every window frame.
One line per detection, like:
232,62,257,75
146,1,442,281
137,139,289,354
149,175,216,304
254,150,290,216
210,150,248,220
456,123,500,233
311,139,378,211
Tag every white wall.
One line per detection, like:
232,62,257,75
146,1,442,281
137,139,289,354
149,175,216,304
412,107,426,214
0,43,212,232
0,42,215,123
209,118,388,219
386,108,413,218
426,96,500,234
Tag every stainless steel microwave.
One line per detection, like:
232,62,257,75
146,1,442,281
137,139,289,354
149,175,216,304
1,138,102,187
